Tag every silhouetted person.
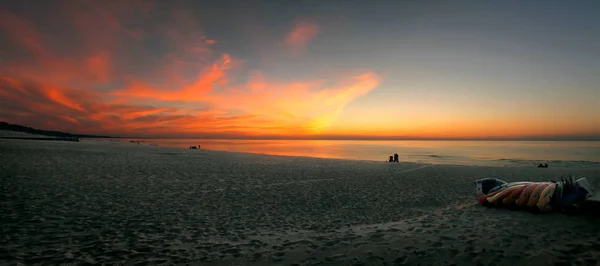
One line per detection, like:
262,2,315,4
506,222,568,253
544,163,548,168
389,155,394,162
393,153,399,163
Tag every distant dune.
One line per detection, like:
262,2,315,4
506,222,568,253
0,121,114,139
0,129,60,139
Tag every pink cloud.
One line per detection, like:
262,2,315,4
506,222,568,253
284,18,320,52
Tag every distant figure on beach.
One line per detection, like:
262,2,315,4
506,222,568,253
537,163,548,168
388,155,394,162
393,153,399,163
189,145,197,150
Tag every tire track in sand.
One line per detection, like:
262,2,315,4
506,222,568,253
197,164,434,193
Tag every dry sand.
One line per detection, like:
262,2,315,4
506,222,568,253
1,139,599,265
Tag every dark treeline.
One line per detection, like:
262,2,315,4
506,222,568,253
0,122,115,139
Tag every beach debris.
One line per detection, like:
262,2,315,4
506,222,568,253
189,145,198,149
474,176,594,213
537,163,549,168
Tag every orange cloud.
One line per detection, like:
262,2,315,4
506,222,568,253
0,3,380,138
46,87,87,112
85,52,111,83
285,18,319,52
112,54,234,101
112,66,380,136
206,72,381,134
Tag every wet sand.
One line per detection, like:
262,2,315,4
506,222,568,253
1,139,599,265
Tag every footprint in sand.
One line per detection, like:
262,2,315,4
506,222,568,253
440,235,455,241
368,233,385,242
300,257,318,265
432,241,444,247
429,229,440,234
420,223,433,229
271,245,285,251
353,242,368,248
448,248,459,258
466,239,477,245
272,251,286,257
250,252,262,261
282,239,312,248
386,228,403,233
325,239,340,247
221,247,242,255
412,249,428,258
394,255,408,264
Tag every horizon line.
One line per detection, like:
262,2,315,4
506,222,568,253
99,136,600,141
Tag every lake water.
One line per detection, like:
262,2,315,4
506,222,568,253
124,139,600,167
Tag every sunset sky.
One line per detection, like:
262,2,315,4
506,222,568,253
1,0,599,139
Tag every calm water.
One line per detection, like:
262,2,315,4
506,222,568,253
124,139,600,166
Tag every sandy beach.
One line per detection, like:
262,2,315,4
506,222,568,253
1,139,599,265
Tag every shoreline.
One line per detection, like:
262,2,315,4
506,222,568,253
3,137,600,168
89,138,600,168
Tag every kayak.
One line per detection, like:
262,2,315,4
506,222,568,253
475,176,594,213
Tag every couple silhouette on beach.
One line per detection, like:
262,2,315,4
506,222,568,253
388,153,399,163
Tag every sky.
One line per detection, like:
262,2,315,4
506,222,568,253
1,0,599,139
